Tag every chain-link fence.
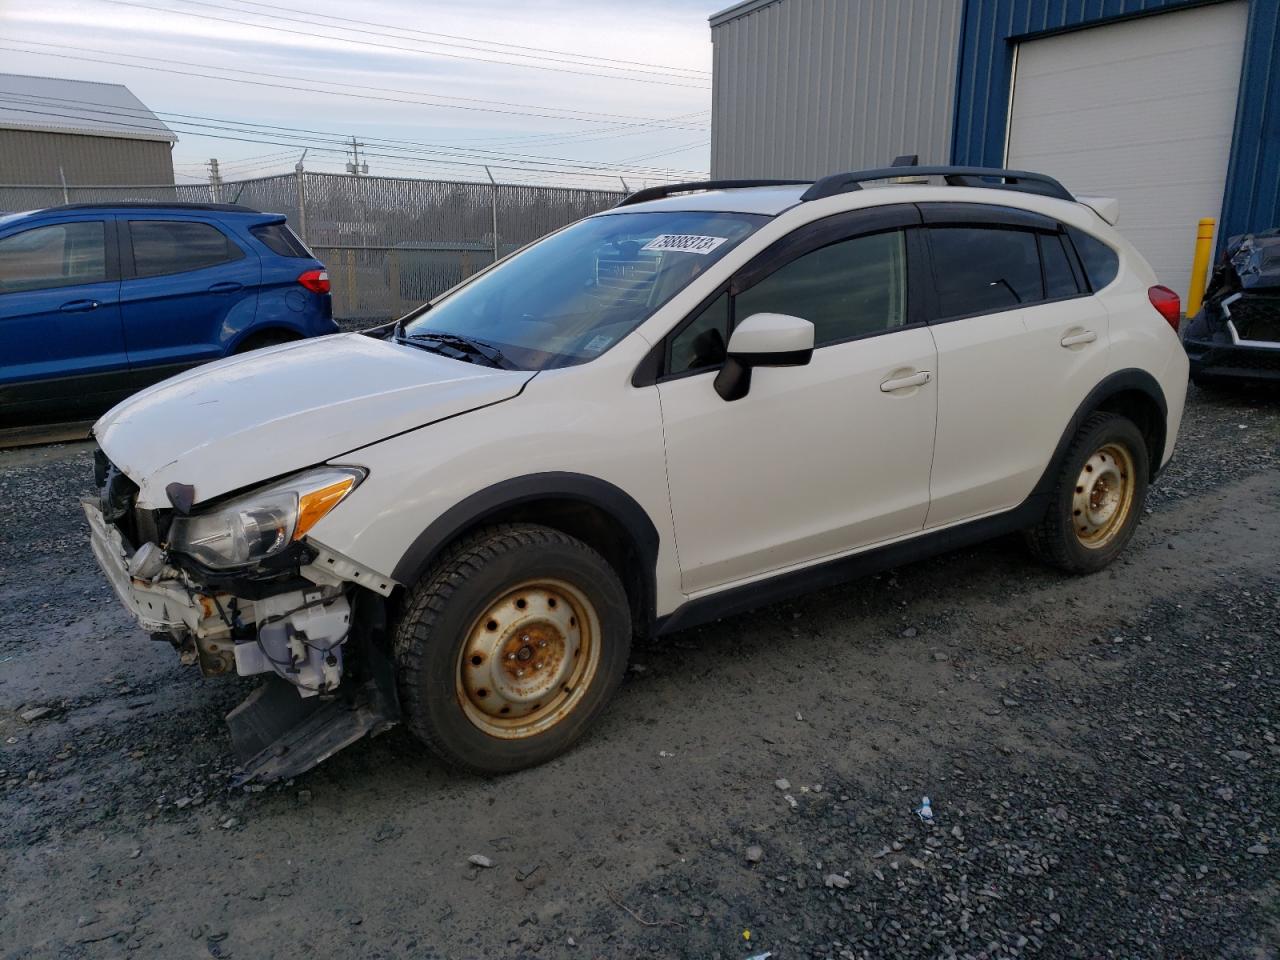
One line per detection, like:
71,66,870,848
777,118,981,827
0,172,625,322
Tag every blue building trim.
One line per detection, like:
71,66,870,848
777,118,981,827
950,0,1280,243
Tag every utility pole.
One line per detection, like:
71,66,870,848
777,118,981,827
346,136,368,176
207,158,222,202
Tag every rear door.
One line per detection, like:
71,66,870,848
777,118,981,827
0,216,128,426
118,216,260,378
921,203,1112,527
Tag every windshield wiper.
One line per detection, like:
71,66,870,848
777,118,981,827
396,331,511,369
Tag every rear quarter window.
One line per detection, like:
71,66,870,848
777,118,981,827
251,222,312,258
1067,226,1120,291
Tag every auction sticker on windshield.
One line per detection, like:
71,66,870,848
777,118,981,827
641,234,729,255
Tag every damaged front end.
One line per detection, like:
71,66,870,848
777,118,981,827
1183,229,1280,381
84,451,400,783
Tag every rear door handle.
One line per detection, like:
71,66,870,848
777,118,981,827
59,299,100,313
1060,330,1097,347
208,281,244,293
880,370,932,392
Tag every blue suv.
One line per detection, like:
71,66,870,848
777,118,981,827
0,202,336,427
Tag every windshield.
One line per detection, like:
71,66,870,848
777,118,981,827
401,210,768,369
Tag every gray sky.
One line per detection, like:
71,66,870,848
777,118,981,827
1,0,717,187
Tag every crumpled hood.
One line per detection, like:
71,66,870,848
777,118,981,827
95,333,534,508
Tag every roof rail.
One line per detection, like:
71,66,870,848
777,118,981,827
800,166,1074,203
614,179,812,208
44,201,261,214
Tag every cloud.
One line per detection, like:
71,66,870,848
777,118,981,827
1,0,713,184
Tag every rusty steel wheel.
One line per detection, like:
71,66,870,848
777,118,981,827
457,579,602,739
1071,442,1136,549
394,523,631,775
1025,412,1149,574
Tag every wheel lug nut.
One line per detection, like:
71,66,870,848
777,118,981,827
534,661,543,669
507,652,516,660
538,640,547,648
516,669,525,677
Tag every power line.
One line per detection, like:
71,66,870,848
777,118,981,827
1,39,709,131
0,92,709,178
615,139,713,163
0,97,708,182
98,0,711,89
172,0,710,80
202,0,710,76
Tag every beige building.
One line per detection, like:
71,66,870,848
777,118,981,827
0,73,176,186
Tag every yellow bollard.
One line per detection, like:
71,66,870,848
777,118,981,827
1186,217,1215,318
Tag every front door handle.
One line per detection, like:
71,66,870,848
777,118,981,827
1060,330,1097,347
208,281,244,293
59,299,100,313
880,370,932,392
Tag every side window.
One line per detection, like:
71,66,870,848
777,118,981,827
1040,233,1081,299
668,292,729,375
1066,226,1120,291
928,226,1042,318
734,230,908,346
129,220,243,278
250,222,312,258
0,221,106,293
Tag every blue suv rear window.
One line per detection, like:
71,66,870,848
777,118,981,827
250,222,312,259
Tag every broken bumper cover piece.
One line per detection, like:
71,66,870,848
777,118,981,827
228,661,399,784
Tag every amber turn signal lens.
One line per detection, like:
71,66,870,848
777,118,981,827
293,476,357,541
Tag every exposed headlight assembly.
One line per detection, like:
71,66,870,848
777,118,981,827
168,467,366,570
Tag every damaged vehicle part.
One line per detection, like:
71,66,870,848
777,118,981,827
1183,229,1280,383
83,463,401,782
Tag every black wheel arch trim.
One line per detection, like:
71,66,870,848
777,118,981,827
389,471,661,623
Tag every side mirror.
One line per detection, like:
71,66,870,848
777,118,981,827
714,312,814,401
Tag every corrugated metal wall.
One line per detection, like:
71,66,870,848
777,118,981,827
951,0,1280,242
0,129,174,185
709,0,963,179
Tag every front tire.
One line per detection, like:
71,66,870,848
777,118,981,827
1025,412,1149,573
394,523,631,775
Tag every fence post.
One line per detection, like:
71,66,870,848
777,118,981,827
293,164,309,243
345,249,357,318
388,249,402,319
485,166,499,264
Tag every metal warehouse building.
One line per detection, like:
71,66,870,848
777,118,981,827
0,74,176,187
709,0,1279,298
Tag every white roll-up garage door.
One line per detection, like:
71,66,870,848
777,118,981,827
1005,2,1247,300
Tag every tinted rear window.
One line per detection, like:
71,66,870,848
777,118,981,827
251,222,312,259
1066,226,1120,291
130,220,242,277
928,226,1043,318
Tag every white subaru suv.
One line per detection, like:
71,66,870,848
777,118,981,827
84,166,1189,781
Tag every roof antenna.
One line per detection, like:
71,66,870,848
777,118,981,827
891,154,919,167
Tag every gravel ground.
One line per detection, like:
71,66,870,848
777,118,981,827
1,382,1277,960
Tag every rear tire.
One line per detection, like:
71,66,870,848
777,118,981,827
1025,412,1149,574
393,523,631,775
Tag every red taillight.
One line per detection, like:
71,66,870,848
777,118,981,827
298,269,330,294
1148,285,1181,332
